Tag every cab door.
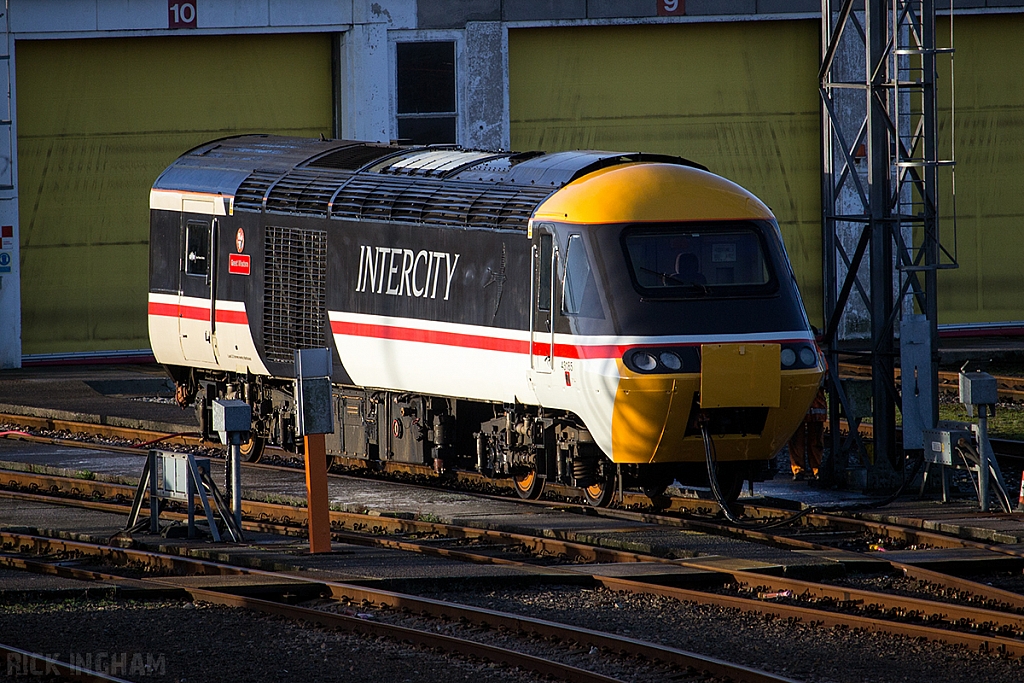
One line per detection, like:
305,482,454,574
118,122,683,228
528,225,566,403
178,209,218,365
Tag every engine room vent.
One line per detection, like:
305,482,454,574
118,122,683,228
307,144,402,171
263,226,328,364
234,171,281,212
264,170,341,217
331,176,551,231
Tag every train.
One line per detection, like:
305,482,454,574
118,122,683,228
148,134,824,506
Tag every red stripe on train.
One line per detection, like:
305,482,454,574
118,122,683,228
329,320,630,359
148,301,248,325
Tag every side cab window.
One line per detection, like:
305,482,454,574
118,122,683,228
562,234,602,318
184,221,210,276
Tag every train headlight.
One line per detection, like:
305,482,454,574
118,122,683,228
632,351,658,372
799,346,817,367
659,351,682,371
780,348,797,367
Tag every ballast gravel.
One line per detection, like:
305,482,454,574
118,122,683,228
0,599,550,683
408,583,1024,683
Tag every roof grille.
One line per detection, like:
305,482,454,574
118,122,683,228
307,144,403,171
331,175,550,231
235,169,552,230
265,170,342,217
234,171,281,212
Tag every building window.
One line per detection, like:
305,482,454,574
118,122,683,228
396,41,456,145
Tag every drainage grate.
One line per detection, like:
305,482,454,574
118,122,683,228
263,226,328,364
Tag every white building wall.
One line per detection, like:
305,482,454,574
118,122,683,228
0,9,19,369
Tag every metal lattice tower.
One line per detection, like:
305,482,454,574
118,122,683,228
820,0,956,486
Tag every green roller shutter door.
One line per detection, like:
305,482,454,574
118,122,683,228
509,21,824,322
16,33,333,354
510,16,1024,327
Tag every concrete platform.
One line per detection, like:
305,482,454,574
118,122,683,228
0,364,194,432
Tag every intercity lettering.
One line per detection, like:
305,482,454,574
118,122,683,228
355,246,460,301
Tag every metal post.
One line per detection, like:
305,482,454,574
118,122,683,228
303,433,333,553
148,451,159,534
977,405,991,512
186,467,195,538
213,398,251,541
295,348,336,554
230,439,242,529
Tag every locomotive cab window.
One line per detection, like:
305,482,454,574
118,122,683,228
184,221,210,277
562,234,602,318
622,224,775,298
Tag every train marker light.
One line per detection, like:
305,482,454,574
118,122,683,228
633,352,658,371
659,351,682,371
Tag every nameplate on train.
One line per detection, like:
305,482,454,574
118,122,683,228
228,253,251,276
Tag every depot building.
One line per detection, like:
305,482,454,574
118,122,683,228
0,0,1022,367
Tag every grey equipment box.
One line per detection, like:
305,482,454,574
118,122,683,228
922,422,974,466
212,398,251,436
959,371,998,407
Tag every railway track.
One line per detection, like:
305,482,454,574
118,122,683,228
839,363,1024,402
5,465,1024,662
5,406,1024,511
8,411,1024,669
0,526,795,683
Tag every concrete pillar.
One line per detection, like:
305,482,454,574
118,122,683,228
0,13,19,370
338,20,392,142
462,21,508,151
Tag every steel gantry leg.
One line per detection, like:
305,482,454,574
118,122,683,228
820,0,956,489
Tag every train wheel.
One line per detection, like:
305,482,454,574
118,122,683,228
513,470,544,500
583,471,616,507
239,435,266,463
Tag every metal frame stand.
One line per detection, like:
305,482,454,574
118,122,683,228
125,450,242,542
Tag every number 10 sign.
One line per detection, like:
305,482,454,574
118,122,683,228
169,1,197,28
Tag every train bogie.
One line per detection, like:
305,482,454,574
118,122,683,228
149,135,824,506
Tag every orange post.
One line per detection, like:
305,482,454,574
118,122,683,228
303,433,333,553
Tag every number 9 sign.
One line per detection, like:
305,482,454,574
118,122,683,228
658,0,685,16
168,1,197,28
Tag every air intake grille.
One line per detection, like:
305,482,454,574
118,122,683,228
264,170,340,217
263,226,328,364
235,170,552,231
234,171,280,212
331,176,550,231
